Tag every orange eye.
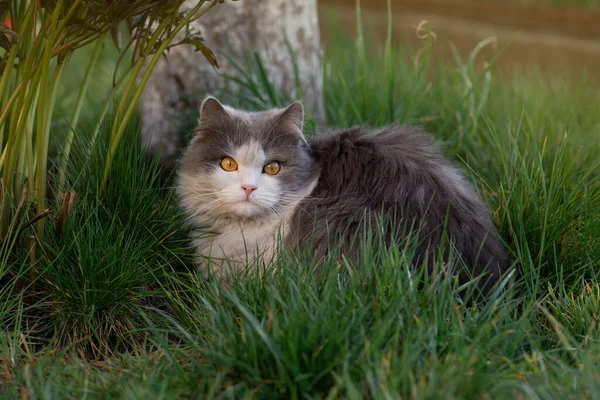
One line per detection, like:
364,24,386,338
220,157,238,172
263,161,281,175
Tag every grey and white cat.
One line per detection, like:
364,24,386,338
177,97,508,291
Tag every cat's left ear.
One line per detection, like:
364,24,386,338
198,96,229,127
276,101,304,134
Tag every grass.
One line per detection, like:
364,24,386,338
2,12,600,399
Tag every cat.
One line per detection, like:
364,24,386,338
177,97,508,292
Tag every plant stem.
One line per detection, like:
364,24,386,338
90,64,133,149
57,38,104,198
101,0,217,191
35,0,65,239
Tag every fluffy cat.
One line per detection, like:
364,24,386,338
177,97,508,291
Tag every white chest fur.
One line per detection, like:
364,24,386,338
191,217,285,278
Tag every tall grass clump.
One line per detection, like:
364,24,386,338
0,0,220,245
29,119,191,356
0,128,192,394
0,123,193,389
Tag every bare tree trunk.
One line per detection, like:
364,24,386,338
138,0,324,169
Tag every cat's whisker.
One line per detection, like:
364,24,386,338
189,188,225,197
294,202,315,216
267,131,298,146
187,198,225,215
266,205,283,220
279,190,365,201
185,185,223,193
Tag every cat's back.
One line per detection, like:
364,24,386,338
293,125,508,290
305,125,455,207
295,124,454,240
309,124,439,163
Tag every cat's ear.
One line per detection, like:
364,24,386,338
199,96,229,126
276,101,304,133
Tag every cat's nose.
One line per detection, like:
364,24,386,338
241,184,257,198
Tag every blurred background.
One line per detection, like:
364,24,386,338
50,0,600,136
319,0,600,84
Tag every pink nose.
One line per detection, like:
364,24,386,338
241,184,257,198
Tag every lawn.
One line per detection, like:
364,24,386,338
1,11,600,400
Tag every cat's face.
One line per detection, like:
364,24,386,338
178,98,318,222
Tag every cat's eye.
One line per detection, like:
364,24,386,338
220,157,238,172
263,161,280,175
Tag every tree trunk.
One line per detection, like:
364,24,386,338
138,0,324,169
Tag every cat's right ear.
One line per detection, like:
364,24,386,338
198,96,229,127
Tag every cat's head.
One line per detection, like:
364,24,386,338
178,97,318,222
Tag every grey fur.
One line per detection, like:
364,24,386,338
290,126,508,292
177,98,508,291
